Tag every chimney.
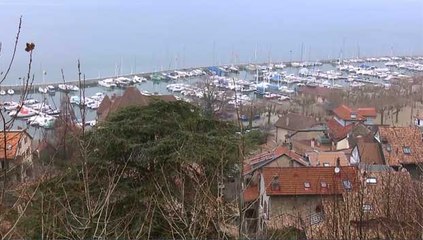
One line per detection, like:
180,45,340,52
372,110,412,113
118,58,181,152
336,157,340,167
286,116,290,127
351,111,357,120
311,138,315,148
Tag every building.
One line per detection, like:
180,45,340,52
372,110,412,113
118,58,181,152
306,151,350,167
97,87,177,121
312,170,421,240
243,166,358,233
244,145,309,176
332,104,377,126
350,142,385,166
274,113,320,143
375,126,423,178
0,130,33,182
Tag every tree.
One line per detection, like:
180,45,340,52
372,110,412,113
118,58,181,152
16,101,241,239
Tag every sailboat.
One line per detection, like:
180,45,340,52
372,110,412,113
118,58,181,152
38,70,48,94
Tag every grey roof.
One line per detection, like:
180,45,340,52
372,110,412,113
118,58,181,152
275,113,319,131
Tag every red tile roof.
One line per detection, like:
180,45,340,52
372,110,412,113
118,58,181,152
326,119,354,141
0,130,30,160
378,126,423,166
243,185,259,202
244,146,308,174
333,105,365,121
262,166,358,196
357,108,377,118
355,142,384,165
333,104,377,121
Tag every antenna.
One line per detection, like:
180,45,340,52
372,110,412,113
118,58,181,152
334,167,340,174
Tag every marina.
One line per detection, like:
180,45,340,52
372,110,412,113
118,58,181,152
1,55,423,138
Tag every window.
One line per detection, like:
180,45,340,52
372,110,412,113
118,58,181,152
403,146,411,154
342,180,352,191
304,182,311,189
366,177,377,184
320,181,328,188
363,204,373,212
271,176,280,191
323,163,330,167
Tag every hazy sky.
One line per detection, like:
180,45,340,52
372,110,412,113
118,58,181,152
0,0,422,82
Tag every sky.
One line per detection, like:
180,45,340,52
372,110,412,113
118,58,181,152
0,0,422,83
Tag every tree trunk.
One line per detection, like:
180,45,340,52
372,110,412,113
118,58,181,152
380,109,385,125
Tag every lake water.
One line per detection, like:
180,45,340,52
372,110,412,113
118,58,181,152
0,0,422,84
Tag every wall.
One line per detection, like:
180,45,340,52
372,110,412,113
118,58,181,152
334,116,346,127
266,155,304,168
267,195,323,229
350,146,360,165
336,138,350,150
291,131,325,143
15,133,33,181
276,128,289,143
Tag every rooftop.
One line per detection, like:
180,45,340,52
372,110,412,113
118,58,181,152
333,104,377,121
326,118,354,141
378,126,423,166
97,87,177,120
275,113,319,131
0,130,31,160
306,151,350,167
262,166,358,196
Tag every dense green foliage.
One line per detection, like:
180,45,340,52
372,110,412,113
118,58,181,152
19,101,241,239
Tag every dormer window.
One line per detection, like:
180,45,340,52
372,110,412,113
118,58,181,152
366,177,377,184
351,112,357,120
363,203,373,212
343,180,352,191
6,144,12,150
271,176,280,191
320,181,328,188
403,146,411,154
386,144,392,152
304,182,311,189
323,163,330,167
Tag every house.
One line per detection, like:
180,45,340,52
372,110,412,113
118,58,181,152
326,119,374,151
332,104,377,126
244,145,309,175
274,113,320,143
305,151,350,167
326,118,354,150
375,126,423,178
97,87,177,121
243,166,358,233
0,130,33,182
311,170,421,240
350,142,384,166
